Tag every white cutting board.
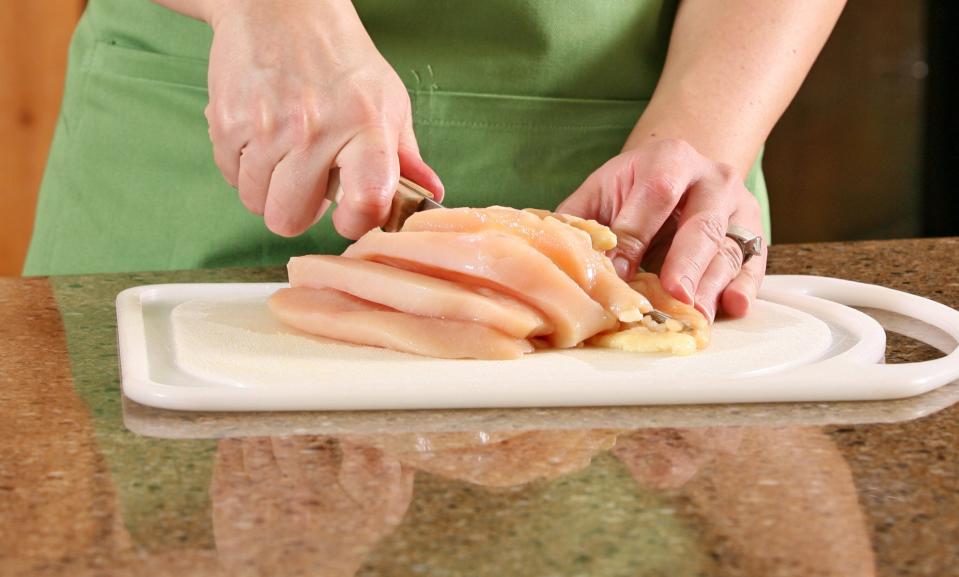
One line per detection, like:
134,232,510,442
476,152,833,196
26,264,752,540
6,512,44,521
116,275,959,411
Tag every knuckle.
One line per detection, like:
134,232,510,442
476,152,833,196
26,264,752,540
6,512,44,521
656,137,695,159
360,138,393,162
251,102,279,139
637,173,680,206
718,239,745,273
693,213,727,246
207,101,244,138
677,254,706,277
290,107,325,146
342,79,412,132
715,162,742,187
348,186,393,215
344,83,391,124
612,233,648,262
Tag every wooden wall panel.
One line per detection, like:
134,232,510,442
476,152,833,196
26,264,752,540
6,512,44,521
764,1,926,243
0,1,85,276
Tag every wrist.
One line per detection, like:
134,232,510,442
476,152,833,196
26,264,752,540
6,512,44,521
625,109,758,177
201,0,228,27
206,0,362,31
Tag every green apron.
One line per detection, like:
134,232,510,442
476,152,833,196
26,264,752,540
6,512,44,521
24,0,770,276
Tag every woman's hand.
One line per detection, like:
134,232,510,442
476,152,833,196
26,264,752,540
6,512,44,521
200,0,442,239
558,138,766,322
211,436,413,577
611,428,743,490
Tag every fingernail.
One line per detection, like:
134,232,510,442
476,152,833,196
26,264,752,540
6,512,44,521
612,256,630,279
679,276,695,304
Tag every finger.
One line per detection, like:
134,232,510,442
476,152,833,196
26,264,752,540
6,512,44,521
692,236,745,322
659,166,740,304
269,436,304,481
212,438,245,493
722,240,767,318
398,116,444,202
240,437,281,483
606,140,702,279
638,213,679,274
609,171,694,279
556,168,604,220
205,102,249,188
237,141,286,215
337,442,399,504
331,129,400,240
263,147,334,237
558,164,635,278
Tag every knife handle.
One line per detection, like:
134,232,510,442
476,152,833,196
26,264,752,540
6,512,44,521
323,170,434,231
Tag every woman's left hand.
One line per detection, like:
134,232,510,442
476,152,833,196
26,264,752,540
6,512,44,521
557,138,767,322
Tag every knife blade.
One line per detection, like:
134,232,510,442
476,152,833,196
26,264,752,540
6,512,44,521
324,169,444,231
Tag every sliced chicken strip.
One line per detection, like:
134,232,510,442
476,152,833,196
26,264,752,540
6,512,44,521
287,255,550,338
523,208,618,251
344,230,616,348
269,287,534,360
402,206,652,321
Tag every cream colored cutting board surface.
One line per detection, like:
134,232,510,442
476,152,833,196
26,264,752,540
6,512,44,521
171,297,832,389
116,277,959,411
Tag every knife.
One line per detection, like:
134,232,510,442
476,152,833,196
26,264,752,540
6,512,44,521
324,169,444,232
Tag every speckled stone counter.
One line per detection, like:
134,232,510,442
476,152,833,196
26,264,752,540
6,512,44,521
2,238,958,577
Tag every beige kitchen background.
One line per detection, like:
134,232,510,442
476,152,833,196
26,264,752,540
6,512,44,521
0,1,937,276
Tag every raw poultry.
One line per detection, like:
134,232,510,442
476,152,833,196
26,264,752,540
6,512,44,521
269,207,708,359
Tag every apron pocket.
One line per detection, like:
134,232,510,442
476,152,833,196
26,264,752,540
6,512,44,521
409,89,648,210
46,40,239,273
88,40,209,89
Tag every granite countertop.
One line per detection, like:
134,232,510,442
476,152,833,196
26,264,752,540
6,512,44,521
2,238,958,577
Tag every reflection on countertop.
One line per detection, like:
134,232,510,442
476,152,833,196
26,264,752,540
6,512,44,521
204,427,874,577
2,237,959,577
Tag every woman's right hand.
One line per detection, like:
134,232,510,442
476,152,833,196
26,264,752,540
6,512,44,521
200,0,443,239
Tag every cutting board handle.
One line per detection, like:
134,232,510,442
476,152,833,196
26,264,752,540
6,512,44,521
761,275,959,399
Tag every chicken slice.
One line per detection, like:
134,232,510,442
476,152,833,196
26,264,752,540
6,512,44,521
402,206,651,322
286,255,550,338
523,208,618,251
589,327,699,356
590,273,710,354
343,230,616,348
268,287,534,360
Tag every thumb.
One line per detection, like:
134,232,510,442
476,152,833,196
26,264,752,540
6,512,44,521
556,170,603,220
557,170,637,278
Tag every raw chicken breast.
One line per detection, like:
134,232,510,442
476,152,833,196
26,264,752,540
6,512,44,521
629,273,710,349
268,287,534,360
587,274,710,355
344,230,616,348
287,255,550,338
402,207,652,322
522,208,618,251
